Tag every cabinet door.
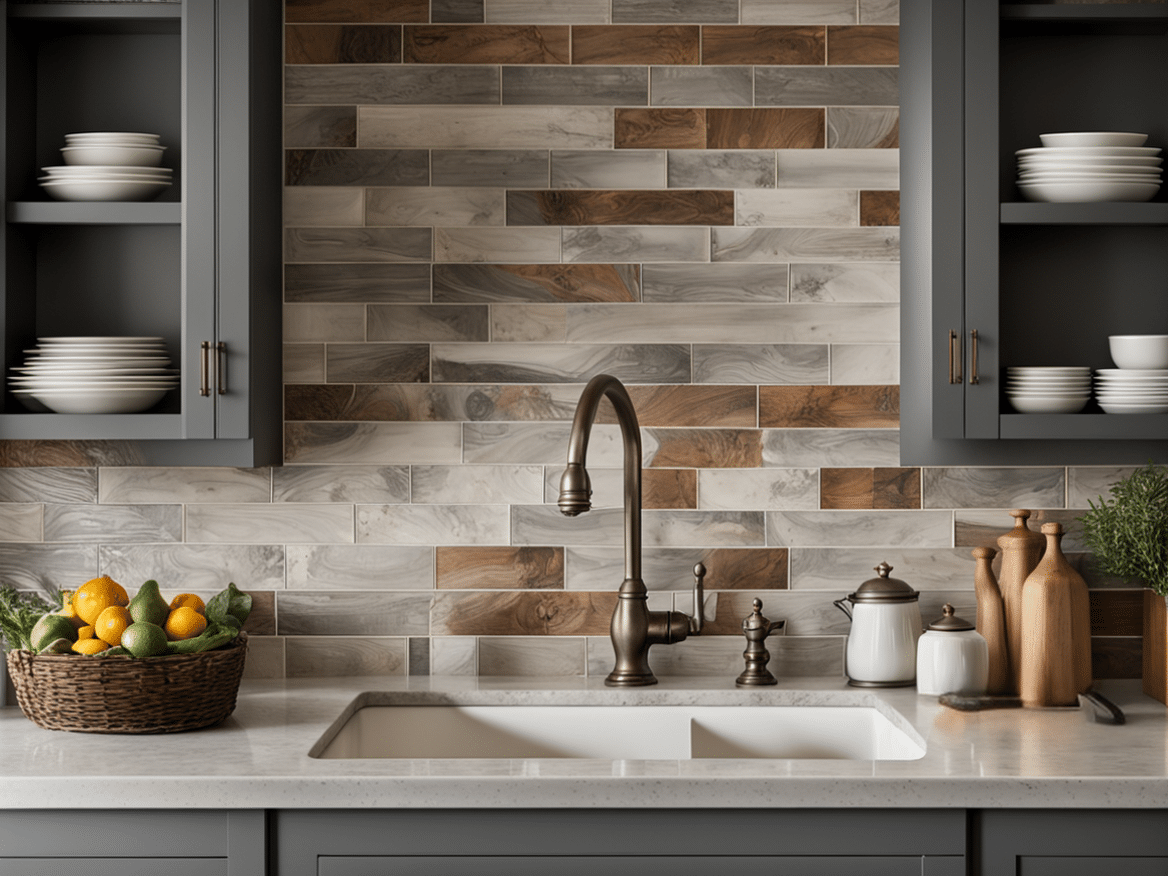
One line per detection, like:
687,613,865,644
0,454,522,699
976,809,1168,874
318,856,928,876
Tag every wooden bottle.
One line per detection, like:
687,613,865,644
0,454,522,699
996,509,1045,694
1019,522,1093,707
972,546,1010,696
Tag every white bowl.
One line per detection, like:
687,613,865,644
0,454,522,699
1006,366,1091,375
64,132,161,144
1017,180,1160,202
1017,171,1161,181
41,165,171,179
61,144,165,167
1098,400,1168,414
1016,146,1162,158
1039,132,1149,148
1109,335,1168,370
1008,395,1090,413
39,178,170,202
13,386,170,414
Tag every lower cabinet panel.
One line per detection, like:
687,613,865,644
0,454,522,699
1020,858,1168,876
0,860,228,876
320,856,928,876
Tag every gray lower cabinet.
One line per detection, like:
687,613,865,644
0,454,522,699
0,809,265,875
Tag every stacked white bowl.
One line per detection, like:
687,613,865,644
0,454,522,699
39,132,171,202
1006,366,1092,413
9,337,178,414
1094,335,1168,414
1016,132,1162,203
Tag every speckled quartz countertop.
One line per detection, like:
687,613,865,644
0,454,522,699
1,675,1166,810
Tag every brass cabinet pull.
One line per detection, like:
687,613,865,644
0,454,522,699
216,341,227,394
199,341,211,397
970,329,980,385
948,330,962,385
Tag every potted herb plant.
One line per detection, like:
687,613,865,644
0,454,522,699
1078,462,1168,705
0,583,57,708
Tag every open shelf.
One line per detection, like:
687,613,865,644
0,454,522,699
7,201,180,225
1001,201,1168,225
1001,412,1168,440
1002,3,1168,34
0,411,182,440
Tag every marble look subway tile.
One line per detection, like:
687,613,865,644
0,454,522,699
0,468,96,503
699,468,818,511
566,546,788,592
573,24,699,64
776,148,899,188
359,106,614,149
955,509,1084,552
286,149,429,186
588,634,843,679
649,67,753,107
643,428,762,468
693,344,828,385
99,467,271,504
922,467,1066,510
186,504,354,545
285,227,432,263
436,545,563,589
412,464,544,505
702,25,825,65
403,24,570,63
286,384,584,422
790,263,899,302
759,385,899,428
551,150,666,189
502,66,649,106
0,545,97,592
367,304,490,342
283,186,364,226
240,636,284,679
0,506,41,542
325,343,428,383
284,423,464,466
614,108,706,149
762,428,901,467
478,637,586,675
286,65,500,105
284,304,366,342
641,263,786,302
410,636,430,675
365,187,506,227
490,303,567,342
484,0,609,24
358,503,511,545
736,188,859,227
434,263,640,303
1068,466,1136,508
285,0,428,23
830,344,900,385
431,635,478,674
284,106,357,148
463,422,620,466
434,227,560,262
513,503,624,546
820,467,920,510
284,344,325,383
432,590,614,635
431,149,550,187
285,263,431,304
741,0,856,24
860,0,899,25
286,24,401,64
790,547,974,591
284,635,408,677
666,150,774,188
272,465,409,503
612,0,738,24
827,25,898,64
509,189,733,226
100,544,285,592
701,589,845,636
642,509,767,547
707,108,825,149
755,67,898,107
432,343,691,384
712,226,899,263
768,510,954,549
562,225,709,262
286,544,433,589
826,106,899,148
43,504,182,543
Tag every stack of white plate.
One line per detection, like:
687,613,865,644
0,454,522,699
1094,370,1168,414
1016,132,1162,203
39,132,171,202
9,337,178,414
1006,366,1092,413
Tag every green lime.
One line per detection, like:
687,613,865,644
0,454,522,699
29,613,77,651
120,622,169,658
128,579,170,626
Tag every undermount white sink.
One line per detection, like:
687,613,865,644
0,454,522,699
313,704,926,761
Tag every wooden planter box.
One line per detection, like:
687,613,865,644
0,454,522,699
1144,590,1168,705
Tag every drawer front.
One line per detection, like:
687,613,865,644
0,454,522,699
319,856,926,876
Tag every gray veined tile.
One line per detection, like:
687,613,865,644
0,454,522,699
185,504,355,545
860,0,899,24
284,636,408,678
0,467,96,503
830,344,900,385
285,227,432,263
955,510,1087,554
763,429,901,467
562,226,709,263
775,148,900,188
612,0,738,23
768,510,953,549
432,343,692,384
742,0,857,24
463,422,624,467
367,304,490,342
240,636,284,679
284,106,357,148
411,464,545,505
478,637,586,676
434,0,484,22
284,344,325,383
273,465,410,503
513,504,624,546
431,636,478,675
566,546,722,592
432,150,550,187
284,423,464,466
434,263,640,304
667,151,776,189
359,106,614,149
490,303,568,342
283,304,365,342
650,66,753,107
693,343,829,384
485,0,609,23
0,545,98,593
791,263,899,302
285,264,431,305
435,227,560,263
756,67,898,108
698,469,819,511
286,65,500,105
278,591,431,636
43,504,182,543
365,187,507,227
641,263,788,303
286,148,429,187
643,510,766,547
790,547,974,592
99,467,271,504
283,187,364,227
325,343,429,383
0,506,41,542
1068,466,1138,509
357,504,511,545
922,467,1066,510
826,107,899,149
551,150,667,189
712,227,900,263
286,544,434,590
100,544,286,592
736,189,858,227
503,66,648,106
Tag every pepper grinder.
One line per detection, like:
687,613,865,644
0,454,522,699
736,598,785,686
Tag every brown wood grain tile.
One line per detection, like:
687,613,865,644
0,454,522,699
1090,589,1144,637
1092,636,1141,680
326,344,429,383
508,190,733,226
702,25,824,65
242,591,276,636
285,0,427,23
614,108,706,149
706,108,825,149
860,190,900,226
431,591,616,635
436,546,564,589
821,467,921,510
572,25,700,64
827,25,899,65
700,548,789,590
595,385,756,428
286,385,404,421
0,442,140,467
759,385,899,428
434,264,640,303
643,469,697,509
644,429,763,468
286,24,401,63
404,25,570,63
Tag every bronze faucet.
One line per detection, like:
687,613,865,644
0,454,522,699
558,373,705,686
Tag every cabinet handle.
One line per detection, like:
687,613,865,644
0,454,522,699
200,341,211,397
969,329,980,385
948,330,962,385
216,342,227,395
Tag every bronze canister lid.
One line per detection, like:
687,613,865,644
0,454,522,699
927,603,975,632
848,562,919,603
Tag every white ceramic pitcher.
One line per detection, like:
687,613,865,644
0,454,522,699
833,562,922,688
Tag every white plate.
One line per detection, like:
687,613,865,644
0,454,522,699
1016,145,1162,158
64,132,160,142
37,336,164,344
1006,386,1092,394
1017,180,1160,202
39,179,171,202
12,386,170,414
41,167,171,179
1098,400,1168,414
1017,156,1163,168
1094,368,1168,377
60,145,166,167
1039,132,1148,148
1006,366,1092,374
1017,173,1162,184
1009,395,1090,413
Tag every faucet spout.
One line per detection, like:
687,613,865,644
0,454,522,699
558,374,703,687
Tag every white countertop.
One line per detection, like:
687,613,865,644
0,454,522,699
2,675,1166,810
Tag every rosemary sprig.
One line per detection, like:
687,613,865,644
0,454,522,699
0,582,57,653
1079,463,1168,597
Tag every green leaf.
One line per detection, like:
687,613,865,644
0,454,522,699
0,582,57,652
1078,462,1168,596
165,621,238,655
205,582,251,628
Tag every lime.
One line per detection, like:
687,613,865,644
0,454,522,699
29,613,78,651
120,622,169,658
129,579,170,626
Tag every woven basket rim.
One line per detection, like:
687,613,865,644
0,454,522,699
6,630,247,664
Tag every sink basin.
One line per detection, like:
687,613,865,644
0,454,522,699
313,704,925,761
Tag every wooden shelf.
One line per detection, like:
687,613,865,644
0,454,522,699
6,201,180,225
1000,201,1168,225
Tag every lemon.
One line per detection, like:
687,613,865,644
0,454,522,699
94,605,132,646
164,606,207,641
72,638,109,655
168,593,206,615
121,622,169,658
73,575,129,626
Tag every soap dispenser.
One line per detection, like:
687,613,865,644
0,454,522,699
916,604,989,697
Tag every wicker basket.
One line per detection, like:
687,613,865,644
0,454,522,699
5,633,247,734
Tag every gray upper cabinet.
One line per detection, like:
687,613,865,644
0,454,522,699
0,0,281,465
901,0,1168,464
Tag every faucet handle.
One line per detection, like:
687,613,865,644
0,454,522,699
735,597,783,687
689,563,707,635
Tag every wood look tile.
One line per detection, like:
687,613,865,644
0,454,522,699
572,25,700,64
44,504,181,543
435,227,560,263
485,0,608,24
286,149,429,186
790,263,899,303
433,343,691,384
490,303,566,342
1090,589,1143,637
503,66,649,106
273,465,410,503
595,385,757,428
820,467,921,510
366,186,506,227
0,506,42,543
742,0,857,25
286,24,401,63
562,225,710,263
431,149,550,187
436,546,564,589
860,190,900,226
642,469,698,509
763,428,900,467
775,148,899,188
756,68,898,107
478,637,586,676
431,591,615,636
552,150,666,189
666,150,774,189
286,65,499,105
0,544,96,592
358,503,510,545
644,428,763,468
712,228,900,264
278,592,429,636
284,303,364,342
759,385,899,428
286,383,583,422
698,468,818,511
326,343,430,383
830,343,899,385
99,467,271,504
434,264,640,303
285,0,428,22
923,468,1065,510
185,504,355,545
285,423,463,465
706,108,825,149
433,0,483,21
284,344,325,383
507,190,733,226
769,510,952,549
284,637,407,678
361,105,615,148
614,108,705,149
285,263,431,304
284,106,358,148
1068,466,1139,509
431,636,477,675
0,442,143,468
827,25,899,65
737,188,858,227
641,263,786,303
411,464,544,505
612,0,739,23
367,304,489,342
651,67,753,108
102,545,285,597
284,187,364,227
404,25,569,63
1092,636,1141,680
702,25,825,65
827,107,899,148
0,468,96,503
860,0,899,25
285,228,432,263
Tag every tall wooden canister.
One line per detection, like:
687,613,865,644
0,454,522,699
996,509,1045,694
972,546,1010,696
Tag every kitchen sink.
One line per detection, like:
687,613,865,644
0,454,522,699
312,703,926,761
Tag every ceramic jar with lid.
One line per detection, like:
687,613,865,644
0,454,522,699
833,562,922,687
916,604,989,697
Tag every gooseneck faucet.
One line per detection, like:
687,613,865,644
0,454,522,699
558,373,705,687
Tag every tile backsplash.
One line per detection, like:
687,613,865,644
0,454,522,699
0,0,1146,681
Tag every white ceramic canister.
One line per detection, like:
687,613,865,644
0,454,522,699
833,562,922,688
916,604,989,697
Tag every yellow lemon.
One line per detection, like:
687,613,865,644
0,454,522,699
94,605,132,647
164,606,207,641
72,638,109,655
168,593,206,615
77,625,95,641
73,576,129,626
